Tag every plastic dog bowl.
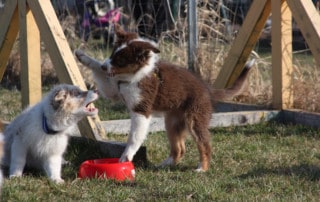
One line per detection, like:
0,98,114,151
78,158,135,181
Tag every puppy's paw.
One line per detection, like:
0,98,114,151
9,170,23,178
62,158,71,166
74,49,86,61
51,178,65,184
195,168,205,172
9,174,22,178
119,156,127,162
157,157,175,168
194,162,207,172
119,153,133,162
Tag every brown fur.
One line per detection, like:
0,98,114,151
75,24,252,171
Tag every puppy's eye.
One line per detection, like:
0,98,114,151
115,58,126,67
71,89,81,97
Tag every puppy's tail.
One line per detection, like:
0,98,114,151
211,59,254,104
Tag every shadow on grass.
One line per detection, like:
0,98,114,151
237,163,320,181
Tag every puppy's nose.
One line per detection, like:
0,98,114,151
101,65,108,71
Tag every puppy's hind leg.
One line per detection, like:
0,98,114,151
187,115,212,172
158,113,187,168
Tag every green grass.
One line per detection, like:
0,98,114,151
2,71,320,201
2,122,320,201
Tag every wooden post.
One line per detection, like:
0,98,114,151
18,0,42,107
213,0,271,89
187,0,197,72
287,0,320,67
0,0,19,80
271,0,293,109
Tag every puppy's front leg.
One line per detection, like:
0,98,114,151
74,49,102,70
120,113,151,162
43,155,64,184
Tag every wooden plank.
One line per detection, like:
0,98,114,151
19,1,42,108
26,0,105,140
281,109,320,129
287,0,320,67
0,0,18,81
215,101,272,112
213,0,271,88
271,0,293,109
100,111,280,134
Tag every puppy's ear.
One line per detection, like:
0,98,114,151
130,41,160,63
131,41,160,54
51,89,67,110
54,90,67,102
114,23,139,44
114,23,127,41
114,23,124,34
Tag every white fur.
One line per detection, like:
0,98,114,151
119,82,141,109
195,163,205,172
3,102,69,183
2,84,98,183
130,52,158,83
120,112,151,162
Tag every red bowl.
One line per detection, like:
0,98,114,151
78,158,135,181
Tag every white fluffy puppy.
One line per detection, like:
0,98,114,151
2,84,98,183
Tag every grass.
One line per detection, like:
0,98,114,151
2,86,320,201
2,122,320,201
2,46,320,202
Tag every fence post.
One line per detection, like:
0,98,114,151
187,0,197,72
19,0,42,108
271,0,293,109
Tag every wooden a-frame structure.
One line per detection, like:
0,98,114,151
0,0,105,140
214,0,320,110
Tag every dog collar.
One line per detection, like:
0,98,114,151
42,113,59,135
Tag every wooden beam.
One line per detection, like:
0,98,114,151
0,0,19,81
100,111,280,134
213,0,271,88
272,0,293,109
19,1,42,108
286,0,320,67
26,0,85,86
26,0,105,140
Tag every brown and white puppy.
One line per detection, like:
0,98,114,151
2,84,98,183
75,25,252,172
